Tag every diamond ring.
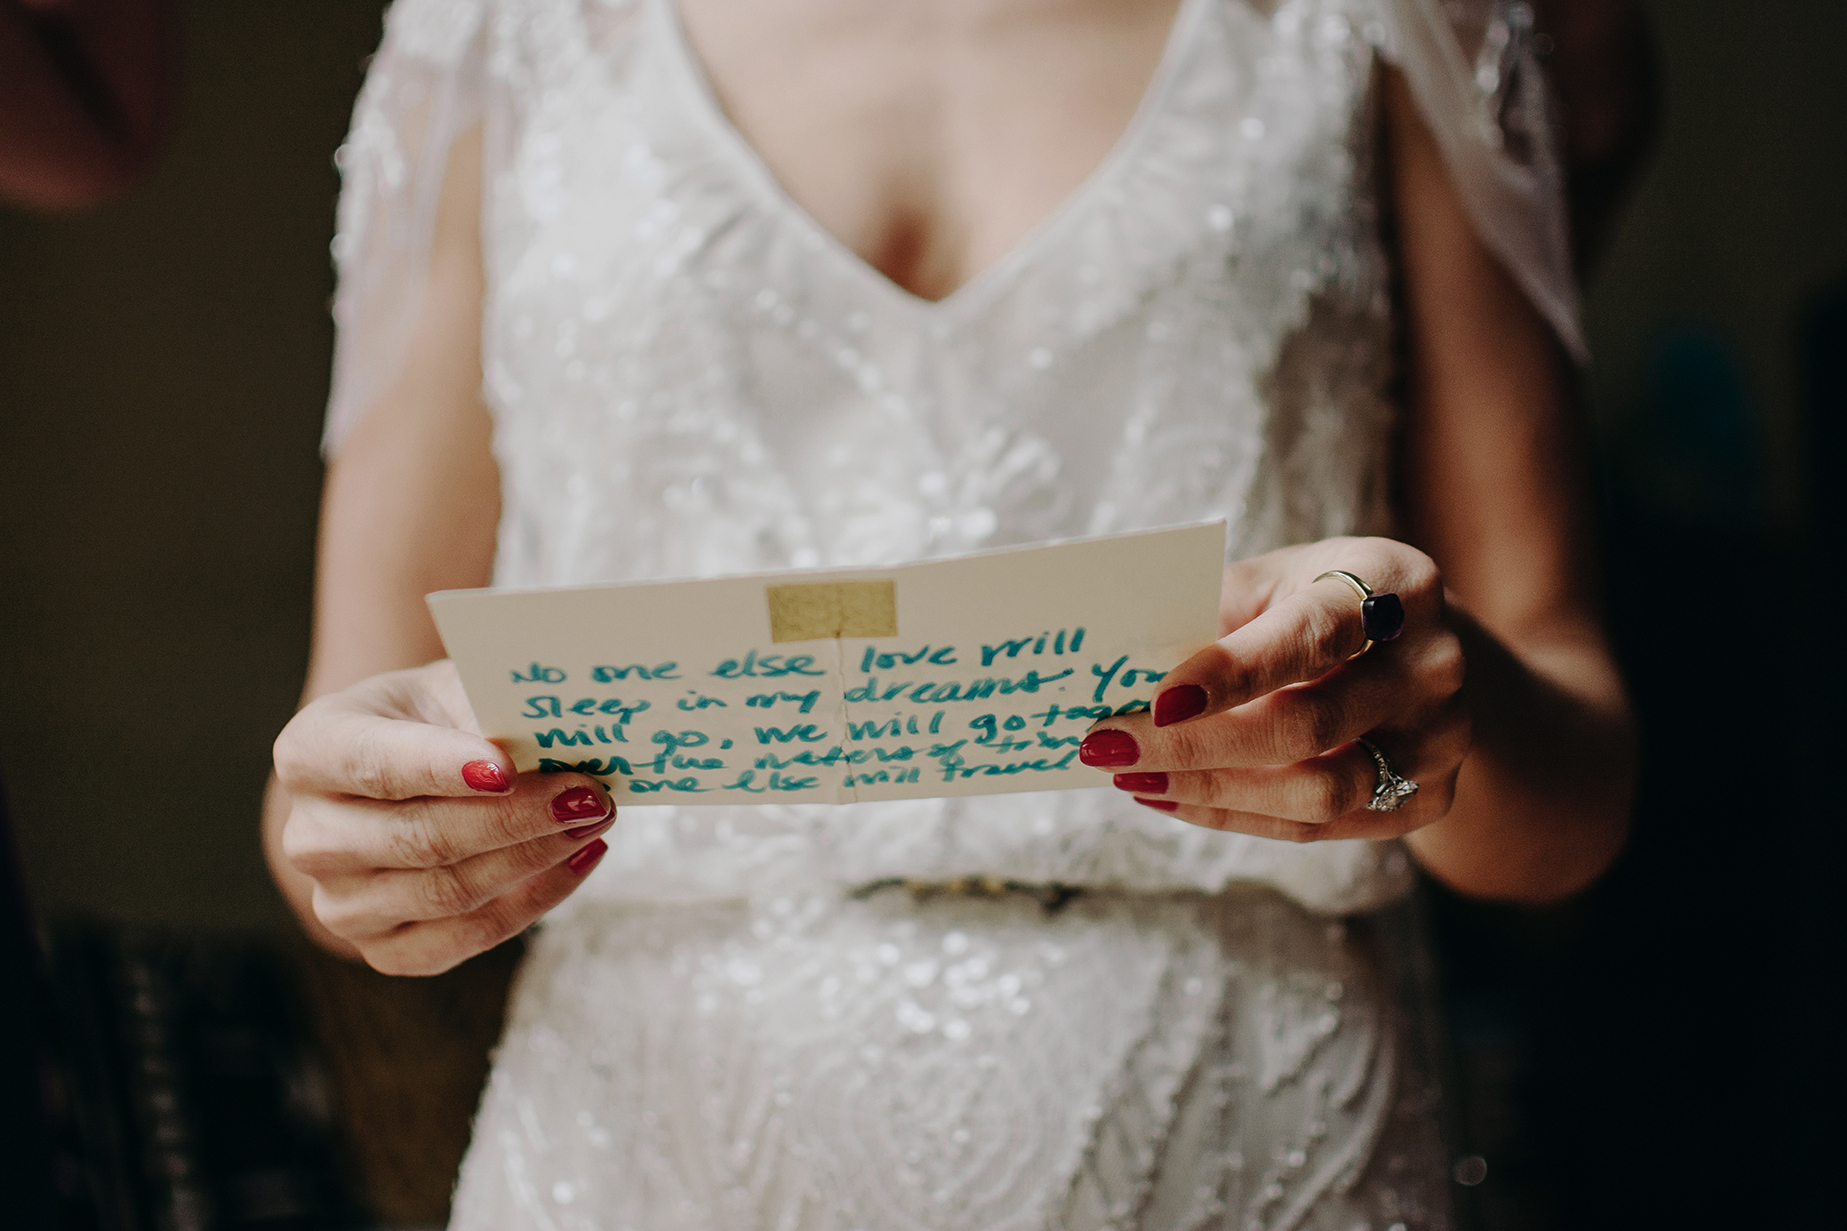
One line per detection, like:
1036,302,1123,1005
1357,737,1419,812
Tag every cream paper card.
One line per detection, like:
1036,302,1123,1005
428,522,1225,805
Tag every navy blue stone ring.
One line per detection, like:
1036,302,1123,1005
1314,570,1406,659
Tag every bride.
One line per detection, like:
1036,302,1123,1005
267,0,1634,1225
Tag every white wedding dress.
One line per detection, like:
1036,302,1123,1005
325,0,1579,1226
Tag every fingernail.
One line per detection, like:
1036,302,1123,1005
564,817,614,841
462,760,512,793
1112,772,1169,794
1153,684,1208,727
1135,797,1179,813
1078,729,1139,768
549,785,609,823
567,838,608,874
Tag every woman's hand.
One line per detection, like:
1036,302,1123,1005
1078,536,1469,843
272,659,612,976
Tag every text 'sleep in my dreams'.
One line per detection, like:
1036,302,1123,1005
428,522,1226,805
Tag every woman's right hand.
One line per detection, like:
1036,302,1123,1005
272,659,613,975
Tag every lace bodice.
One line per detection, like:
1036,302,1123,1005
329,0,1575,917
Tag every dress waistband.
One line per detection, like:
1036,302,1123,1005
848,876,1085,912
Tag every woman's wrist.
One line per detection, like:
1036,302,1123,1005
1406,603,1635,902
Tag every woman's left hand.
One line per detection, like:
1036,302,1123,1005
1077,536,1470,842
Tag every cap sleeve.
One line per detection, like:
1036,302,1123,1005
323,0,489,455
1374,0,1586,361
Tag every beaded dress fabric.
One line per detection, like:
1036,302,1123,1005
326,0,1575,1226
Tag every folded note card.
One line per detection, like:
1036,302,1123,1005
428,522,1225,805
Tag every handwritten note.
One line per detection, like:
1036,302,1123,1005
428,522,1225,805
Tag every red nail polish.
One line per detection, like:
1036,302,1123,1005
1153,684,1208,728
564,818,614,841
1135,797,1179,813
462,760,511,793
549,786,609,823
1078,729,1139,768
1113,772,1169,794
567,838,608,874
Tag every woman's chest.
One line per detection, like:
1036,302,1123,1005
671,0,1187,302
482,0,1390,328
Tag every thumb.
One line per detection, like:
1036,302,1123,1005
274,676,513,801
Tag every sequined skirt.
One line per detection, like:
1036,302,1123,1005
449,887,1453,1231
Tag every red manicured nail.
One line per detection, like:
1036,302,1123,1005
1078,729,1139,768
1153,685,1208,727
549,786,609,823
1113,772,1169,795
567,838,608,874
1135,797,1179,813
462,760,511,793
564,818,614,841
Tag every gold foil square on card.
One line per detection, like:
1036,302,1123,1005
766,580,898,643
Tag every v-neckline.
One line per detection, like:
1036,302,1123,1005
649,0,1211,323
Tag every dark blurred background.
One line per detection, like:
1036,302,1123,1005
1,1,1843,1228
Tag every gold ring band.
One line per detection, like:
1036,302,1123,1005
1314,569,1375,658
1314,569,1373,601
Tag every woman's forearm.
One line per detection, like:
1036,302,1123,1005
1405,604,1634,903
